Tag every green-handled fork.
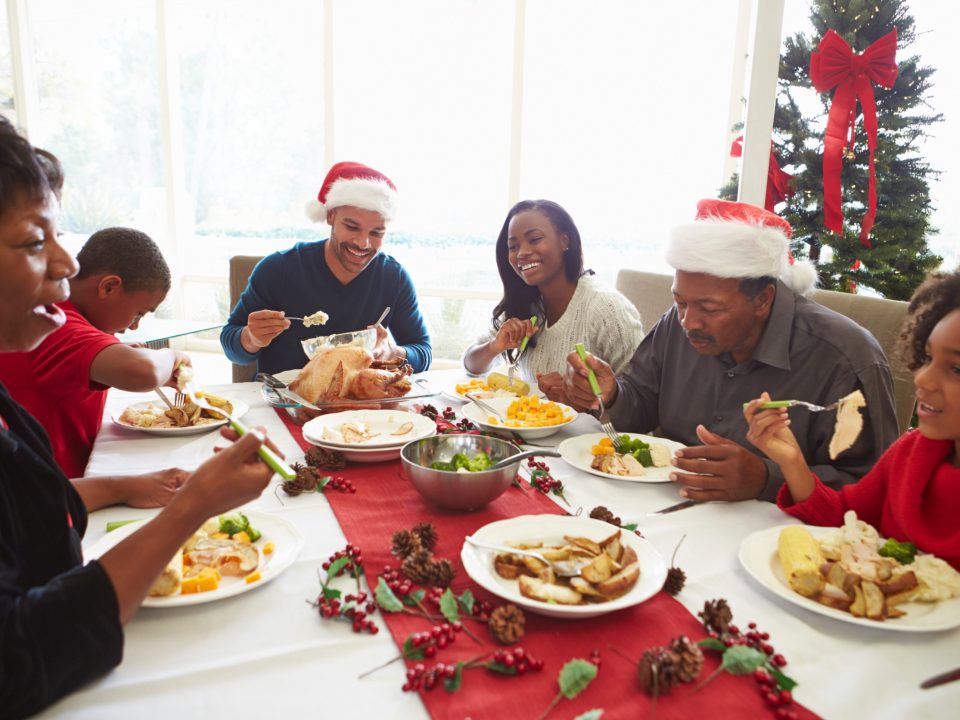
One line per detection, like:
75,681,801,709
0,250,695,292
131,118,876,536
744,399,841,412
507,315,539,386
575,343,623,450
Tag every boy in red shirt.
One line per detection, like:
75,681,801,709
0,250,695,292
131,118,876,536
0,227,191,508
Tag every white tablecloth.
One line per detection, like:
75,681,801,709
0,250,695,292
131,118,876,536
41,370,958,719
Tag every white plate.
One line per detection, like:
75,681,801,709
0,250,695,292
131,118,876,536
461,514,667,619
460,397,577,440
440,375,543,404
739,524,960,632
557,433,684,483
112,397,249,436
86,510,304,607
301,410,435,449
300,435,408,463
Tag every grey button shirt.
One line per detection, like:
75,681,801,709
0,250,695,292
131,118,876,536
607,281,900,501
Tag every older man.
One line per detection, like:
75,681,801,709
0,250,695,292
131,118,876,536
564,199,899,502
221,161,431,374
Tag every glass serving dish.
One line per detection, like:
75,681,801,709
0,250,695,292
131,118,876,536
301,328,377,360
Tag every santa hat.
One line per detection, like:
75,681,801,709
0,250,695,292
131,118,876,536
666,199,817,295
305,161,399,223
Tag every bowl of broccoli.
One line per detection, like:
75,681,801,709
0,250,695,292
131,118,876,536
401,434,523,510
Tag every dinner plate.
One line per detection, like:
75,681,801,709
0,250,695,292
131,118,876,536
461,514,667,619
739,524,960,632
300,436,408,463
460,397,576,440
301,410,435,449
112,397,249,436
440,375,543,404
557,433,684,483
86,510,304,607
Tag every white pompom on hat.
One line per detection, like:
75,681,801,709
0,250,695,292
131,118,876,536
305,161,399,224
666,199,817,295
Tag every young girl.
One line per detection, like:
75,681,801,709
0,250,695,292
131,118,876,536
463,199,643,400
744,268,960,570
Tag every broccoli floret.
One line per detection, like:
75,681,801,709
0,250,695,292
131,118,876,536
430,460,456,471
467,452,493,472
632,447,653,467
219,512,261,541
878,538,917,564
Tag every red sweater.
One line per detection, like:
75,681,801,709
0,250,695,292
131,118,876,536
778,430,960,571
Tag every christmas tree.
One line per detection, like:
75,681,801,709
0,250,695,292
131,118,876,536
722,0,942,299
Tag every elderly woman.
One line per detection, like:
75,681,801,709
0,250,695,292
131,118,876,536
464,199,643,400
0,117,277,718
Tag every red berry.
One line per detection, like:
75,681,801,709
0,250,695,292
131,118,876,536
772,654,787,668
760,642,774,655
779,690,793,705
424,645,437,658
764,691,780,706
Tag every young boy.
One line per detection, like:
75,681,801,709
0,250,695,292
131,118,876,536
0,227,190,507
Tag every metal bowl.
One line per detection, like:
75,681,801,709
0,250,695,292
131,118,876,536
401,434,523,511
301,327,377,360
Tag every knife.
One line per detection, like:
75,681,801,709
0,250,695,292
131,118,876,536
256,372,321,410
650,499,699,515
920,665,960,690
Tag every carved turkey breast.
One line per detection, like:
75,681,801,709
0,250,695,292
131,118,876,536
289,346,412,403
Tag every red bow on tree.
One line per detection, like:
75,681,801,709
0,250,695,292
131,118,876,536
810,28,898,248
730,135,794,212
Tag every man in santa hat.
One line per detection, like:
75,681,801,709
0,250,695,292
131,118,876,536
221,162,431,375
563,199,899,502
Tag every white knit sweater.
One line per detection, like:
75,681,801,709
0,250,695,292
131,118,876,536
474,275,644,380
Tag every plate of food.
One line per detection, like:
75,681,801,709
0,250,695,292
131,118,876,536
557,433,683,483
301,409,435,449
460,395,577,440
86,510,304,607
461,514,667,619
113,393,249,436
441,372,542,403
739,512,960,632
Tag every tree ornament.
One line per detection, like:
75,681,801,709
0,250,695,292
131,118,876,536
488,603,526,645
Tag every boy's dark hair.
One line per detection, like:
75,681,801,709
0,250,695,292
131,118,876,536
75,227,171,293
0,115,63,217
899,266,960,371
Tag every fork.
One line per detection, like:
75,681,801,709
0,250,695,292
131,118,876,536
747,399,841,412
465,392,508,424
575,343,623,451
174,391,187,407
507,315,538,386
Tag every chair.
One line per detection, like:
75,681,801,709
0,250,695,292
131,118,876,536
228,255,264,383
615,269,914,432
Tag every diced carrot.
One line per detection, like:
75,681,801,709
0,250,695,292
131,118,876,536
232,531,251,544
263,542,275,555
244,570,262,584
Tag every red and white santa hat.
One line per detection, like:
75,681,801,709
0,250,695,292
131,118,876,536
305,161,399,224
666,198,817,295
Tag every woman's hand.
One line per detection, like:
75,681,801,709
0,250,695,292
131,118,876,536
743,392,803,467
492,318,537,355
536,372,569,403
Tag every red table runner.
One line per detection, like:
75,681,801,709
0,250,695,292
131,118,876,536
278,411,819,720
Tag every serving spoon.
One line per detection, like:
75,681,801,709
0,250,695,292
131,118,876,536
464,536,588,577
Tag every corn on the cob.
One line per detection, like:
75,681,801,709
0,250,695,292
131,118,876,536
486,372,530,396
777,526,825,598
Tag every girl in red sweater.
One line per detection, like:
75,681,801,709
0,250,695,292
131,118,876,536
744,268,960,571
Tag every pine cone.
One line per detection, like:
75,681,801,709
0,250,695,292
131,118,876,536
698,598,733,636
637,646,680,697
391,530,422,560
401,550,435,585
668,636,704,683
411,522,438,552
426,558,455,588
663,566,687,596
305,446,346,470
589,505,622,526
488,603,526,645
282,463,318,496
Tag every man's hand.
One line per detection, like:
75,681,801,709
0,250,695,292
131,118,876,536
669,424,769,502
241,309,291,352
536,372,569,403
370,324,405,361
561,350,617,411
120,468,188,508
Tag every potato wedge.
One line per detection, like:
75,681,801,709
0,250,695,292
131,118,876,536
494,560,528,580
619,545,638,567
596,561,640,598
518,576,582,605
862,580,885,620
599,530,623,562
564,536,602,556
580,553,615,584
569,577,604,597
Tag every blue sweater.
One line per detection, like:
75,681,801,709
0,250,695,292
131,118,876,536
221,241,431,374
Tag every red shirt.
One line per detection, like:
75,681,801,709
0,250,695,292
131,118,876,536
778,430,960,570
0,300,119,478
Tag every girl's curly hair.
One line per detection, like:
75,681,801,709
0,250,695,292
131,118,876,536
899,267,960,371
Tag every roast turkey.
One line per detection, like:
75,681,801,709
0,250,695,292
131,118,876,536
289,346,412,404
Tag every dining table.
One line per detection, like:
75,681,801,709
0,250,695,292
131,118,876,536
39,369,958,719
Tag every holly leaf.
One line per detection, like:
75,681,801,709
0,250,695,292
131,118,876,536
402,636,425,660
458,589,475,616
321,586,341,600
444,662,464,692
558,659,598,700
697,638,727,653
324,556,350,581
622,522,638,531
721,646,767,675
375,577,404,613
402,588,426,607
767,665,798,691
439,588,460,623
316,476,331,491
574,711,604,720
484,661,518,676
